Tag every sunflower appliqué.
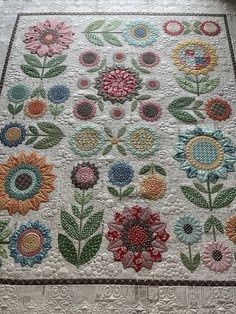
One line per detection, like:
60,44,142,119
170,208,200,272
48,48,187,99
95,66,142,104
0,152,56,215
9,220,51,267
106,205,169,272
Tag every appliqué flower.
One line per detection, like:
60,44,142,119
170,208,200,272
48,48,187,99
146,79,160,90
24,20,74,57
24,99,47,119
77,78,91,89
95,66,142,104
139,51,160,68
9,220,51,267
174,215,202,245
69,124,105,157
110,107,125,120
140,175,166,200
225,216,236,244
205,98,232,121
125,124,159,158
73,100,96,120
163,20,184,36
0,152,56,215
174,126,236,183
172,40,218,75
108,162,134,187
122,20,159,47
7,84,30,103
0,123,26,147
79,50,100,67
47,85,70,104
202,241,233,272
106,205,169,272
200,21,221,36
113,52,126,62
139,102,162,122
71,162,99,190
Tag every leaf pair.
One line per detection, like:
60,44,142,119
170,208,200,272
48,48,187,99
107,185,135,198
139,164,166,176
180,252,200,272
176,75,219,95
204,215,224,234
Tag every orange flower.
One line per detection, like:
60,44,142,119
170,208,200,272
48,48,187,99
24,99,47,119
205,98,232,121
0,152,56,215
225,216,236,244
140,174,166,200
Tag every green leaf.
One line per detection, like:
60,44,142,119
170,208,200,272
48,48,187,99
49,104,64,116
79,233,102,265
193,100,203,109
81,205,94,219
74,191,83,205
131,100,138,112
84,192,93,204
0,229,12,241
199,78,220,94
28,126,39,135
0,245,7,258
31,87,46,99
85,33,104,46
212,188,236,209
97,100,104,111
74,191,93,205
139,165,152,175
37,122,64,137
154,165,166,176
192,253,201,271
85,20,105,32
131,59,151,74
104,127,113,137
193,182,208,193
117,127,126,138
87,58,107,73
81,211,103,240
168,107,197,123
168,97,195,109
102,33,122,46
0,221,9,234
25,136,38,145
8,103,15,115
194,28,202,35
58,234,78,266
211,183,223,194
23,54,42,68
213,216,224,234
180,186,209,208
136,95,151,101
122,185,135,197
107,186,119,197
117,144,126,155
33,136,63,149
176,77,198,94
61,210,79,240
103,144,113,155
103,20,121,31
185,75,197,83
85,95,99,101
193,110,205,119
180,252,191,271
21,64,40,78
71,204,80,218
15,103,24,114
45,55,67,68
204,216,213,233
44,65,67,78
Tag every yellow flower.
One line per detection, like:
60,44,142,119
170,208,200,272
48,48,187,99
172,40,218,75
225,216,236,244
140,174,166,200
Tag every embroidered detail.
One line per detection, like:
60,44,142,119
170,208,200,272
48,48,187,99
113,52,126,62
146,79,160,90
163,20,184,36
0,219,12,267
77,78,91,89
0,123,27,147
110,106,125,120
59,163,102,267
138,51,160,68
202,241,233,272
139,101,162,122
79,50,100,67
106,205,169,272
125,124,159,158
73,100,96,120
205,98,232,121
69,124,105,157
24,99,47,119
200,21,221,36
122,20,159,47
9,221,51,267
0,152,56,216
225,216,236,244
140,175,166,200
7,84,30,118
103,126,127,156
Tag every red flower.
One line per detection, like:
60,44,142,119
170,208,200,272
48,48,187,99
200,21,221,36
163,20,184,36
205,98,232,121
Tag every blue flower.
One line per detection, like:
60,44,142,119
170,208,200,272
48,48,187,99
108,161,134,187
9,221,51,267
7,84,30,103
47,84,70,104
174,126,236,183
122,20,159,47
174,215,202,245
0,122,26,147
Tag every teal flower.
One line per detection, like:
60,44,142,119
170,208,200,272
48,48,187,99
174,215,202,245
69,124,105,157
7,84,30,103
174,126,236,183
125,124,159,158
122,20,159,47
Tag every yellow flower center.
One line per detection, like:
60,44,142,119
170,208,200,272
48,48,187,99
5,127,21,141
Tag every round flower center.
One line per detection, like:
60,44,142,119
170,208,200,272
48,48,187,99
211,103,226,116
142,104,159,118
76,167,94,184
40,29,59,44
141,52,158,65
5,127,21,141
132,25,148,39
212,250,223,261
15,173,33,190
128,226,148,246
179,44,211,70
203,22,218,33
185,135,224,171
111,136,119,144
17,229,43,257
130,128,155,152
82,52,97,65
75,129,100,151
77,102,93,117
27,100,46,115
183,224,193,234
167,21,182,32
